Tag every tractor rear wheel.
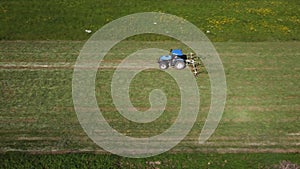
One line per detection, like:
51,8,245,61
159,62,169,70
174,61,186,70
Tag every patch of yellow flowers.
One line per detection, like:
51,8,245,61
246,8,275,16
206,17,237,30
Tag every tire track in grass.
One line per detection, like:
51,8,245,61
0,61,159,70
2,147,299,154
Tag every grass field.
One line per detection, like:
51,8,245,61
1,152,299,169
0,0,300,168
0,40,299,168
0,0,299,41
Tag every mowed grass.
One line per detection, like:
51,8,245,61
0,40,299,156
0,41,299,169
0,0,299,41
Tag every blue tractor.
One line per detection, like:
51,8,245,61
157,49,187,70
158,49,202,76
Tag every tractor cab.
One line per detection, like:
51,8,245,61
170,49,187,60
170,49,183,56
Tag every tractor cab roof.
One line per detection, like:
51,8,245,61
170,49,183,56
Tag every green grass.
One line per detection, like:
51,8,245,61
1,41,299,153
1,0,299,167
0,40,299,167
0,0,299,41
1,152,299,169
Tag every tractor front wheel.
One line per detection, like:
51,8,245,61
174,61,186,70
159,62,169,70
